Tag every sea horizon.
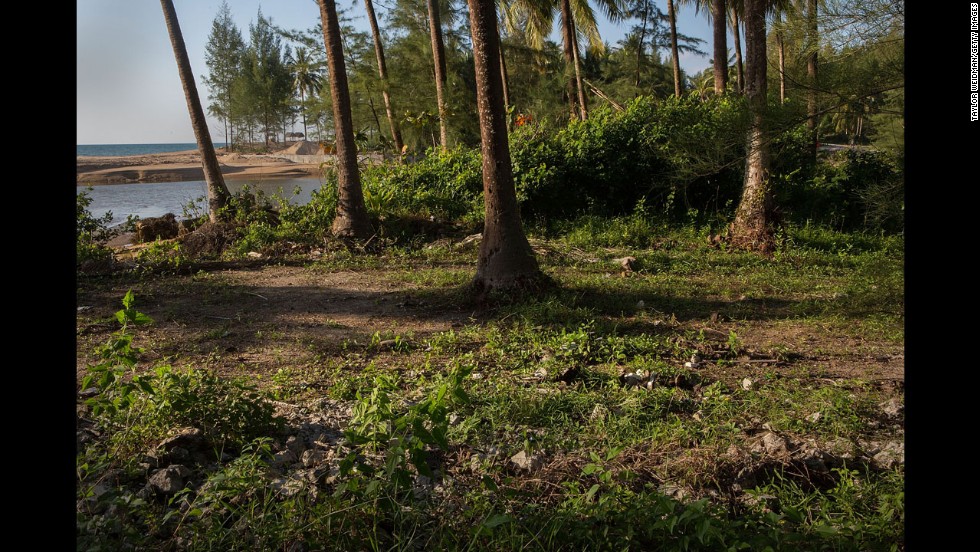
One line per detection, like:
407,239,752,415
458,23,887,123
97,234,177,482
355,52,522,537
77,142,228,157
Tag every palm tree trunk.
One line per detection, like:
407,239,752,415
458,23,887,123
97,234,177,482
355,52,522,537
317,0,373,240
427,0,450,149
560,0,579,120
636,6,648,87
806,0,819,154
465,0,543,293
730,6,744,93
364,0,404,154
498,31,510,112
711,0,728,94
777,29,786,102
298,88,308,139
667,0,682,97
571,24,588,121
159,0,229,223
730,0,774,255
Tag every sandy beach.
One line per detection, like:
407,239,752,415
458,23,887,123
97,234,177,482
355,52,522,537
76,142,329,185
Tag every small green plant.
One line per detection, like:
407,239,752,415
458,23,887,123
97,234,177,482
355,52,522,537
135,240,188,271
81,290,154,417
336,363,472,504
727,330,743,354
82,291,280,453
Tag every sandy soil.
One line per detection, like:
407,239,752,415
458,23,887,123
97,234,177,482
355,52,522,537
76,144,326,185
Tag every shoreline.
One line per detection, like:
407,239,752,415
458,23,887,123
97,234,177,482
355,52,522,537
77,146,327,186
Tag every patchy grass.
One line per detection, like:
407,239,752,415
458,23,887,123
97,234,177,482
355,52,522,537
77,223,903,551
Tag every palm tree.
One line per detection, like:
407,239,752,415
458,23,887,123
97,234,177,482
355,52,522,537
805,0,819,150
666,0,682,96
316,0,373,240
682,0,729,95
710,0,728,94
363,0,404,154
510,0,624,121
466,0,545,293
729,0,773,253
289,47,323,140
729,2,744,92
774,12,787,102
766,0,794,102
427,0,450,148
159,0,230,223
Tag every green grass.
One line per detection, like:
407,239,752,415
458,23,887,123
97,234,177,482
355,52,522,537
77,221,904,551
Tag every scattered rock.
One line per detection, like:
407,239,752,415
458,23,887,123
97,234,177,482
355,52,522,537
741,378,755,391
469,453,492,472
533,367,548,379
147,465,192,495
590,404,609,422
659,484,689,500
273,449,298,467
760,431,790,456
614,256,637,273
620,372,646,388
271,476,307,498
795,441,831,476
159,427,207,453
456,234,482,249
870,441,904,469
880,398,903,418
247,251,263,258
301,449,328,468
286,435,306,457
509,450,543,471
806,412,822,423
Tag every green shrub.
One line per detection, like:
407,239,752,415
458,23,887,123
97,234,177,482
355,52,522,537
77,188,119,267
82,291,281,456
778,149,903,233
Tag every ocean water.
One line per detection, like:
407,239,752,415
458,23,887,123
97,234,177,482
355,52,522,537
77,143,227,157
77,142,324,228
77,178,326,228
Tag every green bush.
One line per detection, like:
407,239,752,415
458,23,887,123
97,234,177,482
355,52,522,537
778,149,903,233
360,146,483,224
77,188,118,267
512,95,750,225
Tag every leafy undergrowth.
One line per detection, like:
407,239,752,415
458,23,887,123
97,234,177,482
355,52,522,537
77,225,904,551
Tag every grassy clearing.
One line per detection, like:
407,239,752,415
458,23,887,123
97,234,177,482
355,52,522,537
77,222,903,551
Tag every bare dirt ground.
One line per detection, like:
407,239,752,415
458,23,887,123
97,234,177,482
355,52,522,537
76,262,472,381
75,260,904,394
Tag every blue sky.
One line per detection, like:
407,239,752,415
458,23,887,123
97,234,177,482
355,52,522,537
77,0,720,145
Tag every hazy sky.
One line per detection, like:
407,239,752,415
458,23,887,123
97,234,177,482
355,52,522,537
77,0,718,145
